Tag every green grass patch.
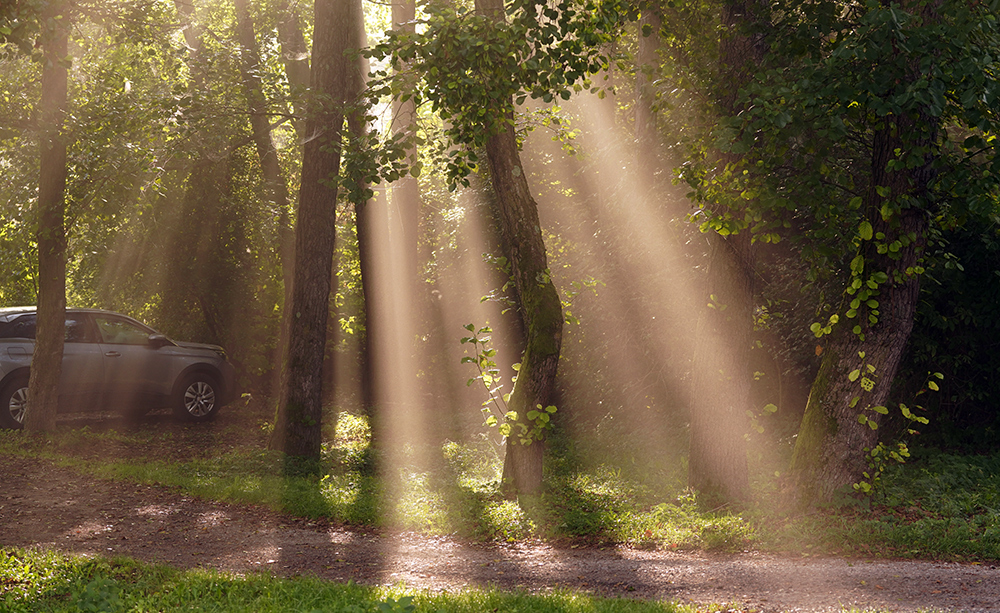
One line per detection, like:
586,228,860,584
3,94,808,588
1,548,699,613
4,412,1000,562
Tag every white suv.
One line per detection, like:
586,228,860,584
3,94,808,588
0,307,237,428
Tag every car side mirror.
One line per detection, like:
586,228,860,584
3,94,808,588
148,334,170,348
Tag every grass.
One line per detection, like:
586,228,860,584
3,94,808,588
1,548,703,613
0,548,922,613
2,408,1000,562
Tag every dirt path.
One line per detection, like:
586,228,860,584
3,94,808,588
2,456,998,612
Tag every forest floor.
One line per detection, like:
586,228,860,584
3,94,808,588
1,409,999,613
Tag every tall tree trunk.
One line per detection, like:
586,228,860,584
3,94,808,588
272,0,356,461
356,0,423,452
356,189,387,421
686,0,767,503
275,0,311,139
687,233,754,502
791,119,934,503
392,0,420,284
25,0,70,433
234,0,295,394
475,0,564,498
789,0,940,505
634,7,661,175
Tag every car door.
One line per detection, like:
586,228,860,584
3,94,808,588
93,314,171,409
0,313,104,411
59,312,105,411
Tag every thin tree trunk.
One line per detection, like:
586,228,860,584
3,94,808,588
686,0,767,503
234,0,295,394
272,0,357,461
634,7,661,175
275,0,311,139
25,0,70,433
356,189,386,420
392,0,420,284
477,0,563,500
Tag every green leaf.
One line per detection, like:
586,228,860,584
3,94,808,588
927,381,939,391
848,368,861,382
859,221,873,241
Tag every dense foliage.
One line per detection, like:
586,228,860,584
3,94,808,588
1,0,998,495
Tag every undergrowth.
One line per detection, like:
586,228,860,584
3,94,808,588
1,411,999,561
0,549,698,613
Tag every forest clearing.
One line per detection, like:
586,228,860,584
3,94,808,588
2,0,1000,610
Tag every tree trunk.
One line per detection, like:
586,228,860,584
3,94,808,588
25,0,70,433
275,0,311,139
234,0,295,395
488,124,563,497
634,8,661,175
272,0,357,462
791,123,932,503
392,0,420,285
790,0,940,505
686,0,767,503
687,232,753,503
474,0,563,498
356,189,387,421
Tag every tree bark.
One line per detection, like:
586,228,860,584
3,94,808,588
791,121,932,503
272,0,357,462
687,232,753,503
234,0,296,395
789,0,941,505
391,0,420,285
275,0,311,139
487,122,564,497
25,0,70,433
477,0,563,500
686,0,767,503
634,8,661,175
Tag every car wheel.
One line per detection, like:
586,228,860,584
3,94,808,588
0,376,29,430
173,373,221,422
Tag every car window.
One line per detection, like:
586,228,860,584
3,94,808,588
95,316,152,345
0,313,95,342
64,314,96,343
0,314,36,340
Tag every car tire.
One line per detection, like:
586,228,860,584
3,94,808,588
173,372,221,422
0,376,29,430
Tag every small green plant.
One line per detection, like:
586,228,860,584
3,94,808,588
848,352,938,495
73,577,122,613
377,596,415,613
460,323,557,448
